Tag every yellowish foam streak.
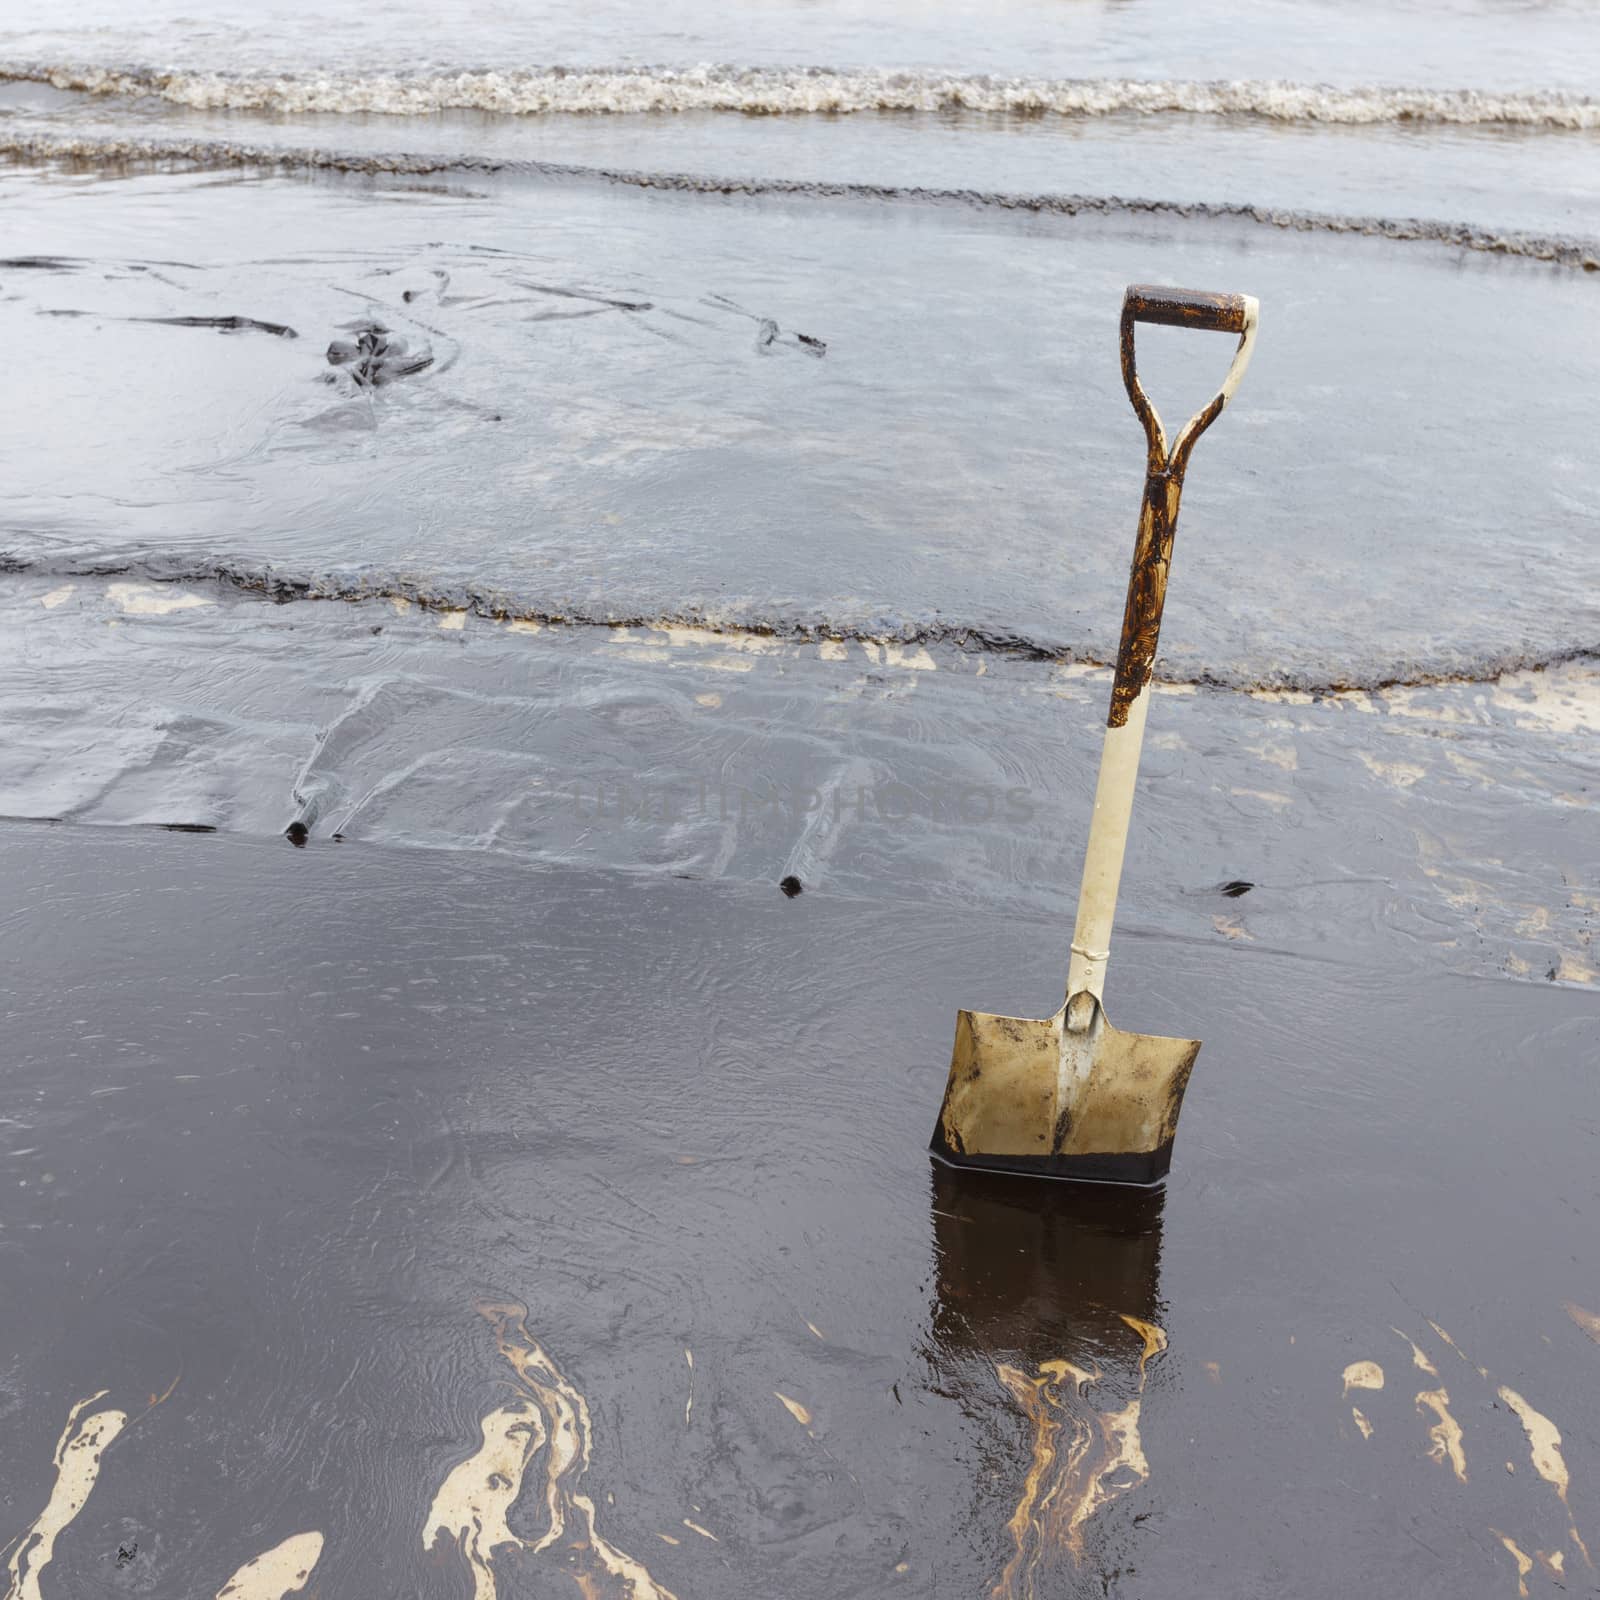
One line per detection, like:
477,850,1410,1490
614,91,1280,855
1492,1530,1533,1598
992,1319,1168,1598
4,1393,128,1600
1071,1396,1149,1550
861,641,936,672
1416,1389,1468,1483
106,582,211,615
992,1359,1100,1600
484,1311,584,1559
423,1302,680,1600
1352,1408,1374,1441
1342,1360,1384,1397
1566,1303,1600,1344
1427,1320,1488,1378
422,1401,548,1600
1498,1386,1592,1567
654,623,779,655
1120,1316,1166,1379
1392,1327,1440,1377
774,1393,812,1428
1491,665,1600,736
215,1531,325,1599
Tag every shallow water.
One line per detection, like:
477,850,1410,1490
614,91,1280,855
1,163,1596,691
6,0,1600,245
3,0,1600,88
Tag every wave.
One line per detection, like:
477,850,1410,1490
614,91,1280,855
4,548,1595,694
6,62,1600,130
4,128,1597,271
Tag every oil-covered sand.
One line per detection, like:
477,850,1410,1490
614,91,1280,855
0,817,1596,1598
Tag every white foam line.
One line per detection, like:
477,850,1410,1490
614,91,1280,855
9,63,1600,128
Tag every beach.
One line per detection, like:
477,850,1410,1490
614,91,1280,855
1,1,1597,1594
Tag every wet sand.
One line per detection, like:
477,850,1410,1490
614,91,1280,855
0,820,1595,1597
2,568,1595,988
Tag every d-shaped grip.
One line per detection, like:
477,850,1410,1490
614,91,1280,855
1120,283,1259,481
1123,284,1253,334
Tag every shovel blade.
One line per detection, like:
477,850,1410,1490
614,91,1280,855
931,1002,1200,1186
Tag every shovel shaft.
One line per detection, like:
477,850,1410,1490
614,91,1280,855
1066,286,1259,1004
1066,633,1156,1003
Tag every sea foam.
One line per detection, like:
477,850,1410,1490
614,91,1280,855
5,62,1599,129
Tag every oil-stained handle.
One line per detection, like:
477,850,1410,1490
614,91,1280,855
1064,286,1258,1014
1124,284,1253,334
1112,284,1259,723
1120,285,1260,484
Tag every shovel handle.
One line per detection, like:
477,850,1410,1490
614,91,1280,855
1120,284,1259,484
1065,285,1258,1010
1111,285,1259,726
1124,285,1252,333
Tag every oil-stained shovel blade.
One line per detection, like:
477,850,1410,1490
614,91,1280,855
930,1001,1200,1186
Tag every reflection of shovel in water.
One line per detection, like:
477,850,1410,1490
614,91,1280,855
933,284,1260,1185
